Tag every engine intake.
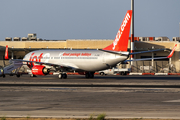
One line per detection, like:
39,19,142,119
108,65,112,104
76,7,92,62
31,65,50,75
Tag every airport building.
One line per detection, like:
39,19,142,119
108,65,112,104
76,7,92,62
0,33,180,73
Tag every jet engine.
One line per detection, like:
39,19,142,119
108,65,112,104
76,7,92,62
31,65,50,75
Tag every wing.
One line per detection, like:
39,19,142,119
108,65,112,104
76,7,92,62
11,59,79,70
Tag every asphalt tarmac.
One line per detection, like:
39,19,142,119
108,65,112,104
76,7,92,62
1,75,180,119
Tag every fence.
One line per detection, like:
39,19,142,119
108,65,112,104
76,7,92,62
0,60,178,74
131,61,176,73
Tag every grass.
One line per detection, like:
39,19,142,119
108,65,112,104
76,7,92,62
26,115,30,119
89,114,94,120
97,113,106,120
1,116,6,120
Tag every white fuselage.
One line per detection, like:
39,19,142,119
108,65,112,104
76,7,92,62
23,49,129,72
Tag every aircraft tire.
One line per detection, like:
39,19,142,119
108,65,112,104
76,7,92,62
85,72,94,78
85,73,90,78
16,74,20,78
90,73,94,78
58,74,62,79
62,73,67,79
30,74,37,77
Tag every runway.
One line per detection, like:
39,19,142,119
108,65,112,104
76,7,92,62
1,75,180,119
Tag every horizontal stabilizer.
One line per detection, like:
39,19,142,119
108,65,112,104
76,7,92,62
129,48,171,55
125,44,177,62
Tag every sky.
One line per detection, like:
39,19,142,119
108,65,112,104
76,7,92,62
0,0,180,41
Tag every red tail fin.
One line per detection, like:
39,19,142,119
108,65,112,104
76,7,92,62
103,10,132,52
5,45,9,60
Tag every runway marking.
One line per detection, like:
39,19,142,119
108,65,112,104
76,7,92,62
163,99,180,102
1,83,180,88
48,88,76,90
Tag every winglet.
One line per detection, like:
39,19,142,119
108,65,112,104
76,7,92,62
5,45,9,60
167,44,177,58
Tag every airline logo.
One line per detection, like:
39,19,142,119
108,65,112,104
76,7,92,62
29,53,43,62
28,53,43,66
113,12,131,50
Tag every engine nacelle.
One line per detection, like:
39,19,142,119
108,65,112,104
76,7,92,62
31,65,50,76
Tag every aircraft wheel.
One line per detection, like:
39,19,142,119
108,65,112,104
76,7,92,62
85,72,94,78
58,74,62,79
85,73,90,78
58,73,67,79
30,74,36,77
16,74,20,78
63,73,67,79
2,74,5,78
90,73,94,78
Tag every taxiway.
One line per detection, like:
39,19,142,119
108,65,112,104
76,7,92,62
0,75,180,119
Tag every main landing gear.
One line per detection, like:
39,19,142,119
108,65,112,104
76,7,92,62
57,72,94,79
85,72,94,78
58,73,67,79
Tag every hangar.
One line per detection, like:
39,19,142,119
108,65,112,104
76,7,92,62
0,34,179,73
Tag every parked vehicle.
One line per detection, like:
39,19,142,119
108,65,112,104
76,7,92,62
98,67,131,76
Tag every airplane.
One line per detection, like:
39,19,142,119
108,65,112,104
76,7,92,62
0,10,177,79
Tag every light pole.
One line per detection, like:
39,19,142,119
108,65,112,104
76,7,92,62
131,0,134,65
179,22,180,36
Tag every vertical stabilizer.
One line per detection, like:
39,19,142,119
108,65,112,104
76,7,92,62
103,10,132,52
